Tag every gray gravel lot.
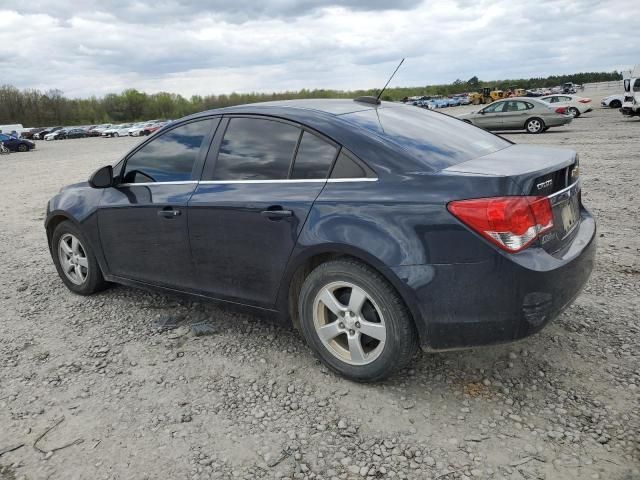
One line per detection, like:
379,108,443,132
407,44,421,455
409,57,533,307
0,101,638,480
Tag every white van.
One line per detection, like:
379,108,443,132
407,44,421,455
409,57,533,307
0,124,24,136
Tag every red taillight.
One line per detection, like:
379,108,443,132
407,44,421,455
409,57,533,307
578,98,591,103
555,107,567,114
447,196,554,253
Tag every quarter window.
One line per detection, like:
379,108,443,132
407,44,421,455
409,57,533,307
122,119,214,183
330,151,375,179
213,118,300,180
291,132,337,179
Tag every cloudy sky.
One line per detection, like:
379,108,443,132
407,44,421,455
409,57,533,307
1,0,637,98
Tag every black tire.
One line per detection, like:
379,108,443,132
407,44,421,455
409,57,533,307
525,117,545,134
609,100,621,109
17,144,28,152
298,259,418,382
568,107,580,117
51,221,108,295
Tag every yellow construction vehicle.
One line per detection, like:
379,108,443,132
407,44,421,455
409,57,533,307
469,87,493,105
489,89,505,101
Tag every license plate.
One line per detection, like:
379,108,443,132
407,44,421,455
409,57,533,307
559,197,579,235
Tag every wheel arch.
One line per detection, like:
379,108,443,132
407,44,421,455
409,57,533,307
278,245,425,345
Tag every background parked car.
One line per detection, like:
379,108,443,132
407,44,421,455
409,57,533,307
539,94,592,117
87,124,112,137
66,128,88,139
20,127,45,140
128,122,155,136
0,133,35,152
45,129,68,141
458,97,573,133
142,122,169,135
101,124,133,137
35,126,63,140
601,94,624,108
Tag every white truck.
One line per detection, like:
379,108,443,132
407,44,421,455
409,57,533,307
0,124,24,136
621,65,640,117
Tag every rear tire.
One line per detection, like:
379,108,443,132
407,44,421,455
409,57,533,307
298,259,418,382
51,221,108,295
525,117,545,134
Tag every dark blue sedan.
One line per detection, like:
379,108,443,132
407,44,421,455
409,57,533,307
0,133,35,152
45,98,596,381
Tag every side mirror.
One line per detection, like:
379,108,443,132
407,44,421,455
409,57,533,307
479,110,485,114
89,165,113,188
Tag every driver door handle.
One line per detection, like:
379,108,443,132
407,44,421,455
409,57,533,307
261,209,293,219
158,207,181,218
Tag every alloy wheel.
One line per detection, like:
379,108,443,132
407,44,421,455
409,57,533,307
527,119,542,133
58,233,89,285
313,281,386,366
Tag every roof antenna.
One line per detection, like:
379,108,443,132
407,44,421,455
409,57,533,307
354,58,405,106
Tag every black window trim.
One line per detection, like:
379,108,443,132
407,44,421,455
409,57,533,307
116,115,220,186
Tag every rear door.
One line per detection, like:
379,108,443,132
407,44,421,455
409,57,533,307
97,117,218,288
501,100,532,129
188,116,338,307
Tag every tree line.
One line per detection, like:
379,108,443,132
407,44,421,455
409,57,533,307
0,71,622,127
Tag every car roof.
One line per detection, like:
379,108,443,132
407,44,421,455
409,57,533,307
194,99,381,117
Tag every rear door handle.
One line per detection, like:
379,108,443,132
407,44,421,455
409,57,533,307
158,207,181,218
261,209,293,219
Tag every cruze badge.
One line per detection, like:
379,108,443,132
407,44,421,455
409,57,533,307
537,179,553,190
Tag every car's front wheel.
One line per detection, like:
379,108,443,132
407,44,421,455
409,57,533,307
298,259,418,382
51,221,107,295
568,107,580,117
17,144,28,152
610,100,622,109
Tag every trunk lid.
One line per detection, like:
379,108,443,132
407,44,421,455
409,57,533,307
444,144,581,254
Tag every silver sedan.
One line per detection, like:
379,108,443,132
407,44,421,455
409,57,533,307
458,97,573,134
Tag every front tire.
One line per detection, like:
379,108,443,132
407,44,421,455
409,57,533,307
610,100,622,109
51,221,107,295
525,117,545,134
298,259,418,382
17,144,28,152
568,107,580,117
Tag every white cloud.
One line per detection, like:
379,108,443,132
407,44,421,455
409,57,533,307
1,0,637,98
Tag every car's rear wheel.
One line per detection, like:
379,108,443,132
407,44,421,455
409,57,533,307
525,117,545,134
568,107,580,117
51,221,107,295
298,259,418,382
17,144,28,152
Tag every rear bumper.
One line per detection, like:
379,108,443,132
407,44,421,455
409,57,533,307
392,209,596,350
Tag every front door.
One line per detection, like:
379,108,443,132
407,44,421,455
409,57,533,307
188,116,338,307
98,117,218,288
475,101,506,130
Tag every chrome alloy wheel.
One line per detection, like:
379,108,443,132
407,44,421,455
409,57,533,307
313,281,386,366
58,233,89,285
527,119,542,133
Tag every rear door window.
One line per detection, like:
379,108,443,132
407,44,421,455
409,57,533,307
291,131,337,179
213,117,300,180
122,119,214,184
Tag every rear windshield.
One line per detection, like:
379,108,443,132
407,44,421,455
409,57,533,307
342,106,510,170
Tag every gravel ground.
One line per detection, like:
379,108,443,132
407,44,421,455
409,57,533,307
0,97,638,480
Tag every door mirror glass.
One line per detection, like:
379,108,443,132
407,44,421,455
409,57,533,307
89,165,113,188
